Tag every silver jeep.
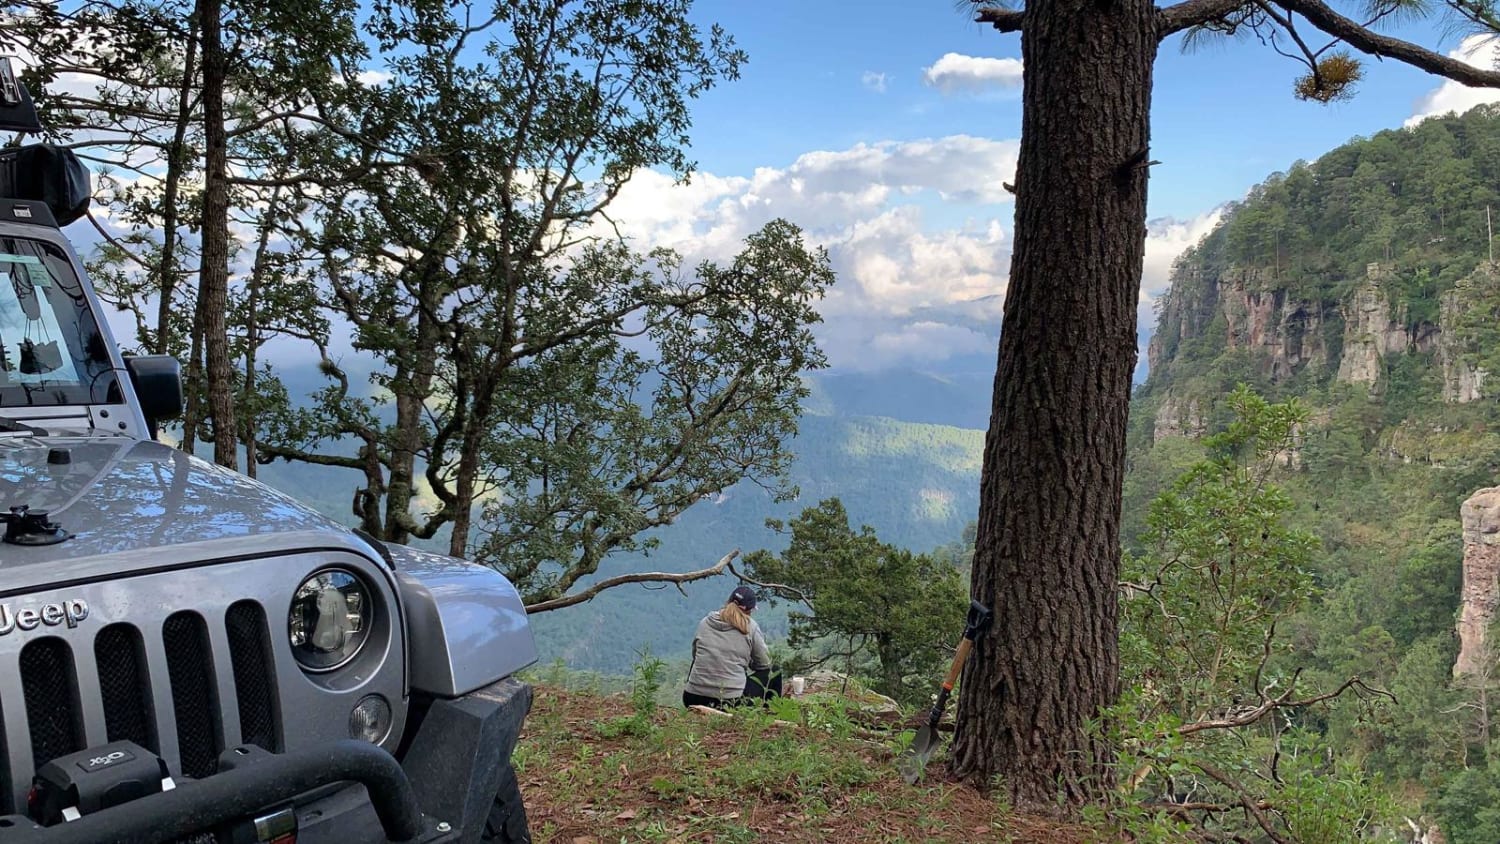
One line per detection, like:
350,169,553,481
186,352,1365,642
0,60,538,843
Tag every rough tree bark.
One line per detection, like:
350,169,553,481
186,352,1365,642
949,0,1158,809
195,0,237,470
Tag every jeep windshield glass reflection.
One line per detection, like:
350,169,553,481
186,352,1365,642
0,237,118,406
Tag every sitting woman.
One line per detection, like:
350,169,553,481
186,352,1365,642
683,585,781,709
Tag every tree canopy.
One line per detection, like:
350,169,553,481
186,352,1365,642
743,497,969,705
1,0,835,607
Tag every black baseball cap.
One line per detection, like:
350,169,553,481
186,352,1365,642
729,585,758,611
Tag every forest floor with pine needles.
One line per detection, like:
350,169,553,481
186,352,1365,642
513,683,1115,843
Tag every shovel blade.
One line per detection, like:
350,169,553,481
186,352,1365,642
899,724,941,783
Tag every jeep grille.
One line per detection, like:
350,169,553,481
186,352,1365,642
0,551,406,816
0,603,280,811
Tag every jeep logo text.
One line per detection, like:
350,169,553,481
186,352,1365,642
0,599,89,635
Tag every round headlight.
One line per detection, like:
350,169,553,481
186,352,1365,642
288,569,372,671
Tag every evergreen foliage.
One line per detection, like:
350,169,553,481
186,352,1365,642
742,498,969,705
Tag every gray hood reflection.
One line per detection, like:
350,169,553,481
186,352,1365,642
0,434,351,578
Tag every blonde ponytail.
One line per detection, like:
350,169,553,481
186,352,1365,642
719,600,751,635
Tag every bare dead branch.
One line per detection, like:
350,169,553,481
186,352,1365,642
727,560,812,606
1178,675,1392,736
1194,761,1292,844
524,549,740,614
975,6,1025,31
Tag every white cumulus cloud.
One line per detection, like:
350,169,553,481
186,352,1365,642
596,134,1215,374
861,71,889,94
1141,209,1225,306
1407,36,1500,127
922,52,1023,94
591,135,1020,370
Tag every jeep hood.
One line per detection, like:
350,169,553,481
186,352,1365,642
0,434,369,591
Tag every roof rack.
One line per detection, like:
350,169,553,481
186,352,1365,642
0,57,91,225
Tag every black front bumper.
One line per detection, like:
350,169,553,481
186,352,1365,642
0,677,532,844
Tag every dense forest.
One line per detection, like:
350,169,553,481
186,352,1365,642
1129,104,1500,841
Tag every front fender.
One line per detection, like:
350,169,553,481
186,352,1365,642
387,544,538,697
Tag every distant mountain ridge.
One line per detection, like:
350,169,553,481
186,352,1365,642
1138,104,1500,455
806,369,992,430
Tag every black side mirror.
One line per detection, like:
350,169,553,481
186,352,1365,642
124,355,184,427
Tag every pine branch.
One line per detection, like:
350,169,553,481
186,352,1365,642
1159,0,1255,37
1277,0,1500,86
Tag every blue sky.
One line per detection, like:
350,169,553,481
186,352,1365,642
682,0,1464,217
47,0,1500,380
585,2,1500,378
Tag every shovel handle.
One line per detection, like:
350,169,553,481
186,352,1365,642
943,636,973,691
925,635,975,728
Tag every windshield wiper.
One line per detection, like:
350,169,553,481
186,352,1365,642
0,414,45,436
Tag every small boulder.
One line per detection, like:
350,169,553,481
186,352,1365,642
798,670,903,727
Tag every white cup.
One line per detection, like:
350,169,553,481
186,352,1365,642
790,675,806,696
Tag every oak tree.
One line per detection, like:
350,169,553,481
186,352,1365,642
254,0,833,606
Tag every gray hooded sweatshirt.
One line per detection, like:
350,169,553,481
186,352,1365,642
684,610,771,699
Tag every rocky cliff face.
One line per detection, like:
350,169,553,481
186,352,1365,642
1148,260,1490,434
1438,268,1492,403
1153,393,1206,441
1454,487,1500,679
1334,264,1432,390
1219,269,1331,382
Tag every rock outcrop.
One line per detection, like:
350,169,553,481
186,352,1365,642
1454,487,1500,679
1330,263,1446,390
1438,270,1490,403
1205,268,1332,381
1153,392,1207,442
798,670,902,726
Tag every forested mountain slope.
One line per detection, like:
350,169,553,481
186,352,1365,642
1130,105,1500,842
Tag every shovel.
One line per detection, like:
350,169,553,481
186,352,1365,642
899,599,993,783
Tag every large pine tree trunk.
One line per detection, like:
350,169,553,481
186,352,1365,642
949,0,1158,810
197,0,237,470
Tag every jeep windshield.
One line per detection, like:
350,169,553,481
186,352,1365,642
0,236,118,406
